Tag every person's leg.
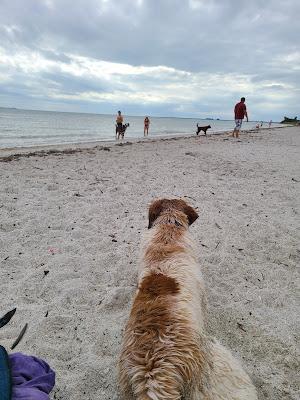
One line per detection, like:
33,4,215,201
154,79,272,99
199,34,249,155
117,123,122,139
237,119,243,137
232,120,238,137
234,119,242,138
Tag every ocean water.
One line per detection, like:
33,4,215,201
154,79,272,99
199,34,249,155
0,108,278,149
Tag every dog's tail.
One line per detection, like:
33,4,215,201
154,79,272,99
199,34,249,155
131,360,183,400
136,383,181,400
119,360,182,400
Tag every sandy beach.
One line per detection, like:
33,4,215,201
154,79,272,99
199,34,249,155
0,126,299,399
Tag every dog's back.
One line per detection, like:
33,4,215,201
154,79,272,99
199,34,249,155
119,200,210,399
119,272,210,399
119,199,257,400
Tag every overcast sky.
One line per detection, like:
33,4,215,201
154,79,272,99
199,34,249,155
0,0,299,120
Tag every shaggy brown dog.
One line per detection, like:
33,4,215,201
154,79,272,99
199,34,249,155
196,124,211,135
119,199,257,400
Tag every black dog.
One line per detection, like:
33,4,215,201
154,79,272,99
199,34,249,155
116,123,130,140
196,124,211,135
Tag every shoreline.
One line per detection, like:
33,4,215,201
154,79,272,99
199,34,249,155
0,126,286,159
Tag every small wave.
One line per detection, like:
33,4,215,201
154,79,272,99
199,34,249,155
0,133,103,140
161,130,186,134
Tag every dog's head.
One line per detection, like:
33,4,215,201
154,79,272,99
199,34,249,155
148,198,198,229
207,125,211,129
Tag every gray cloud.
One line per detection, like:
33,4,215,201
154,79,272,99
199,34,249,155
0,0,299,120
1,0,299,71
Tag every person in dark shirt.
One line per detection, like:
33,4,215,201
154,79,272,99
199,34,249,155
232,97,248,138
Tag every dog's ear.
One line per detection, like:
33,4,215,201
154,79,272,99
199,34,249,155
182,203,199,225
148,199,164,229
175,199,198,225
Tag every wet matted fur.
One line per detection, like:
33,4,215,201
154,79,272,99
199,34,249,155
119,199,257,400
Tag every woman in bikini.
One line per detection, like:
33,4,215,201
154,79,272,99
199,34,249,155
144,116,150,136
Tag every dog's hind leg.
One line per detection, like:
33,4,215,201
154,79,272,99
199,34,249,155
208,340,257,399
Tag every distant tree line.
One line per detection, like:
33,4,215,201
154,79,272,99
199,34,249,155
280,116,299,124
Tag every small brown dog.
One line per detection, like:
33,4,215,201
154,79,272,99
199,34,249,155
196,124,211,135
119,199,257,400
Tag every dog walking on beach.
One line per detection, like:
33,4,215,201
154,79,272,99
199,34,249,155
119,198,257,400
116,123,130,140
196,124,211,135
